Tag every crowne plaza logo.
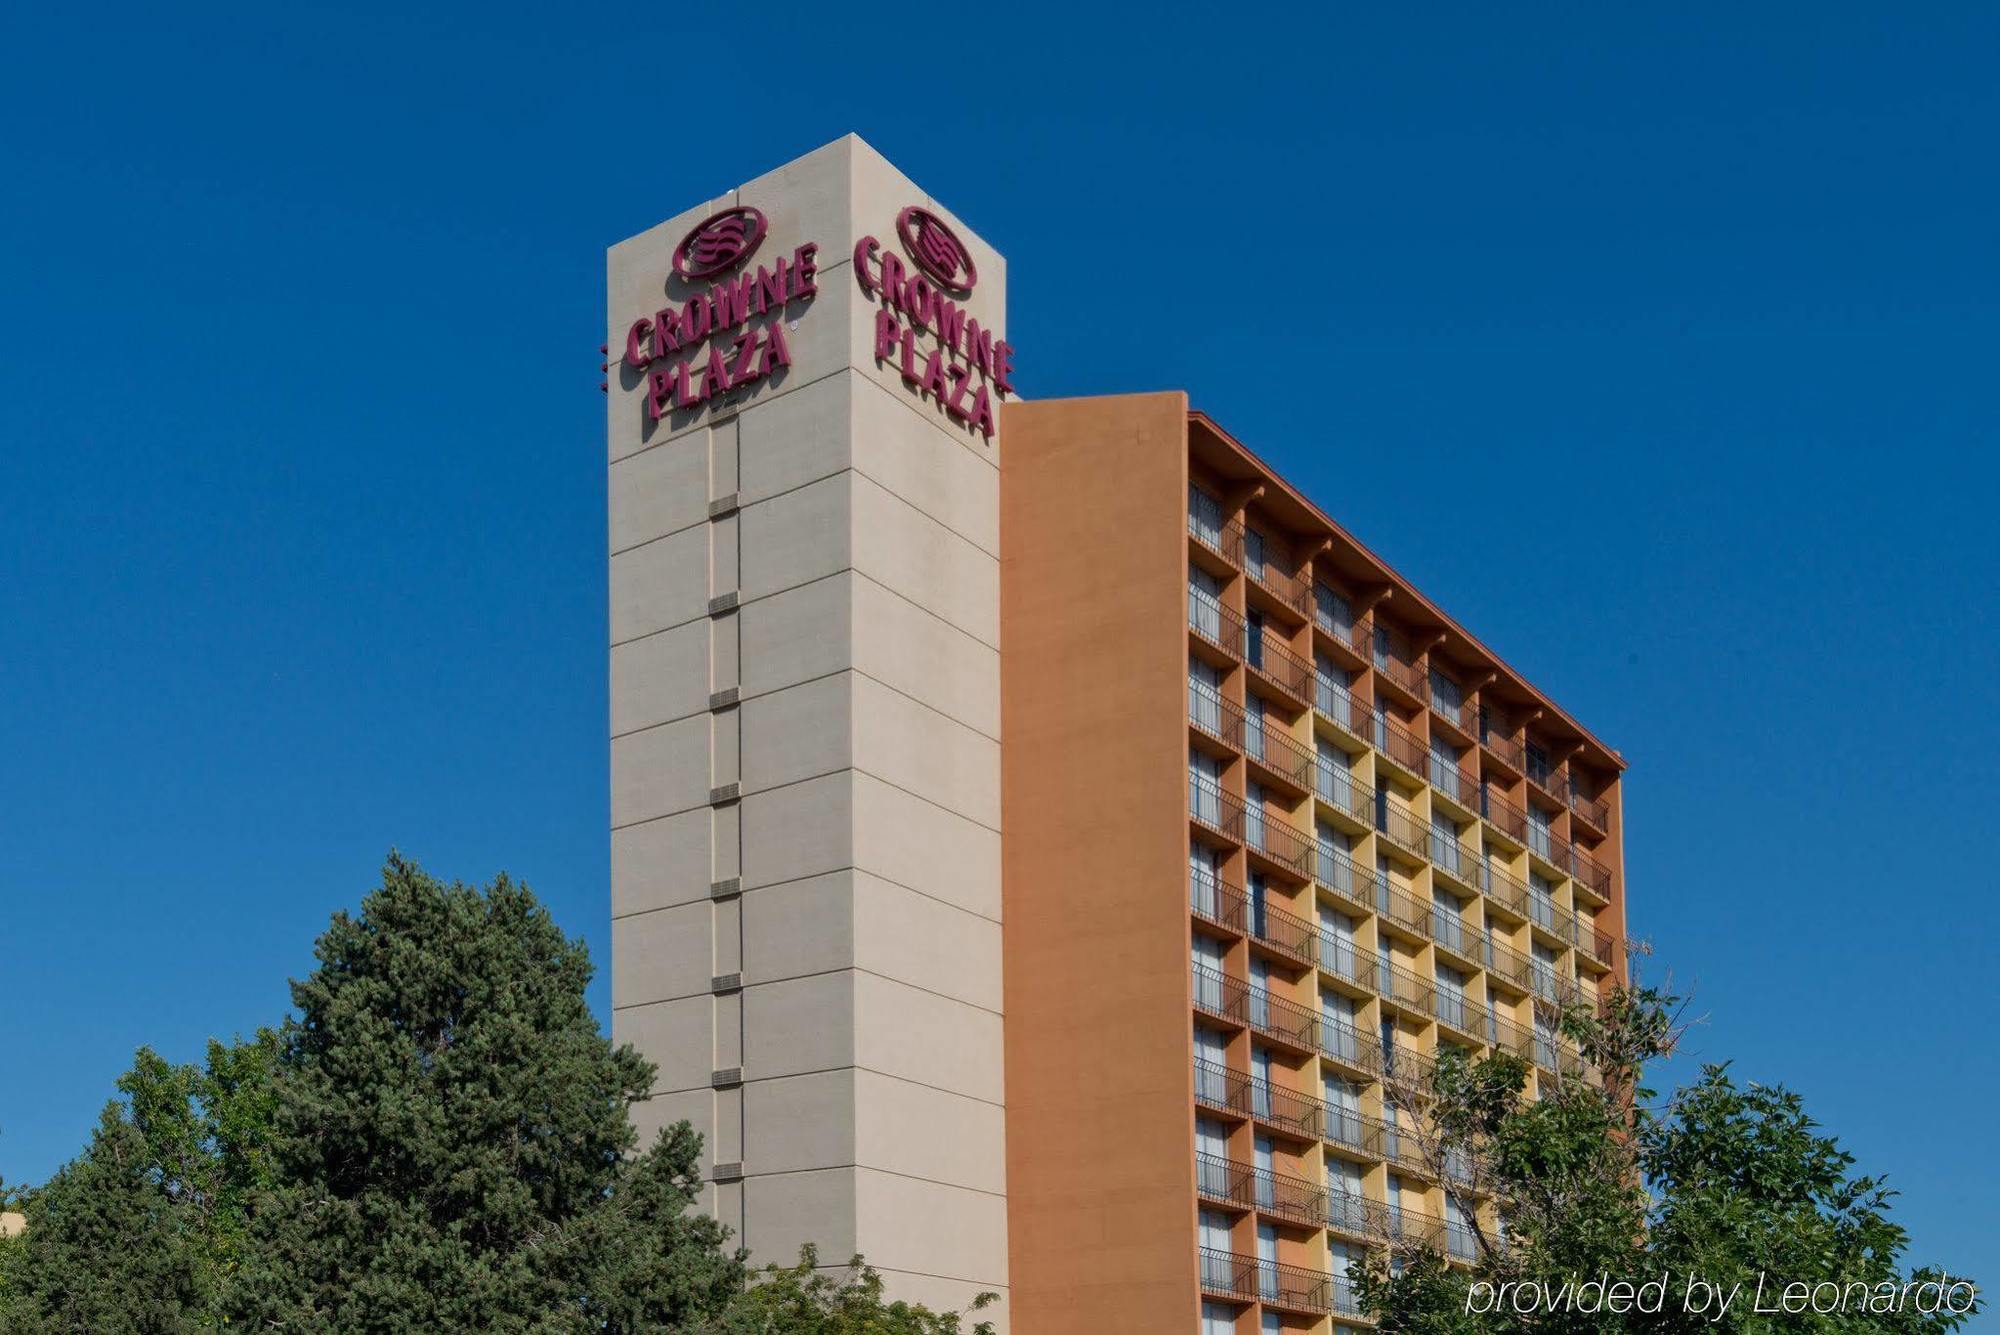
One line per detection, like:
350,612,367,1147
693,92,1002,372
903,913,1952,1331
896,207,976,293
672,205,768,280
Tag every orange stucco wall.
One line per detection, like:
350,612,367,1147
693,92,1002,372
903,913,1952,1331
1000,392,1199,1333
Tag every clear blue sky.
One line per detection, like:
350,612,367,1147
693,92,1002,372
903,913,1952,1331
3,0,1994,1297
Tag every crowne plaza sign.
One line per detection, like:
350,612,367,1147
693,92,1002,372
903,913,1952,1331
618,196,1013,438
855,207,1013,439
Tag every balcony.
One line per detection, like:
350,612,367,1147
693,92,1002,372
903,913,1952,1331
1195,1152,1326,1227
1241,538,1313,623
1482,935,1534,993
1484,863,1529,920
1243,717,1315,796
1198,1248,1330,1315
1429,759,1481,813
1190,777,1246,843
1478,786,1528,846
1569,784,1611,835
1246,892,1318,967
1314,846,1370,914
1244,807,1315,881
1187,488,1244,569
1388,1205,1451,1253
1477,710,1525,774
1190,872,1247,935
1244,625,1314,707
1193,965,1321,1056
1578,926,1617,970
1429,835,1483,897
1193,1057,1254,1118
1316,1013,1377,1077
1371,877,1431,939
1312,759,1374,829
1487,1012,1535,1061
1323,1105,1388,1161
1312,593,1372,669
1316,932,1375,992
1430,911,1479,965
1312,677,1367,742
1567,846,1613,901
1371,710,1427,779
1188,585,1236,656
1434,990,1483,1042
1325,1187,1392,1242
1381,961,1435,1015
1370,625,1427,703
1376,803,1429,861
1192,962,1250,1027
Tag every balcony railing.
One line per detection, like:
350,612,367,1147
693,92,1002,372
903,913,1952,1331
1434,990,1481,1038
1246,893,1318,965
1483,935,1534,991
1190,777,1246,842
1372,710,1427,776
1430,759,1480,809
1313,676,1364,736
1315,846,1369,911
1317,1013,1375,1073
1188,679,1239,749
1250,979,1320,1052
1388,1205,1451,1253
1187,488,1241,564
1382,961,1435,1013
1195,1152,1325,1226
1485,863,1529,918
1431,911,1477,961
1243,713,1315,792
1488,1011,1534,1060
1198,1248,1329,1314
1569,785,1611,833
1190,872,1247,934
1244,807,1314,879
1567,846,1613,899
1193,1058,1252,1117
1244,625,1313,704
1326,1187,1392,1241
1192,962,1249,1025
1188,585,1233,650
1581,927,1617,968
1323,1105,1387,1160
1478,710,1524,771
1313,759,1373,825
1241,536,1312,620
1371,624,1426,699
1372,876,1430,938
1252,1075,1327,1142
1430,834,1482,894
1316,932,1375,991
1478,786,1528,843
1377,804,1429,859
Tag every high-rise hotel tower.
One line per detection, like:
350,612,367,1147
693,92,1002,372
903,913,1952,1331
607,137,1627,1335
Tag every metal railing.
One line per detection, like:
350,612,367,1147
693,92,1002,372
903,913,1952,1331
1326,1187,1392,1241
1190,777,1245,842
1193,1057,1252,1117
1431,758,1480,809
1187,487,1239,563
1316,932,1375,991
1245,624,1314,703
1483,935,1534,991
1189,873,1247,933
1241,534,1312,620
1313,676,1363,735
1486,862,1530,918
1198,1248,1330,1313
1569,785,1611,832
1195,1152,1325,1226
1313,759,1373,825
1434,989,1481,1038
1377,803,1430,859
1244,806,1315,879
1431,911,1478,961
1373,876,1431,937
1568,846,1613,899
1478,709,1524,771
1315,846,1370,911
1242,711,1315,792
1246,893,1318,964
1479,785,1528,843
1488,1012,1534,1060
1382,961,1435,1013
1371,624,1427,698
1430,833,1482,893
1323,1105,1387,1160
1372,709,1427,775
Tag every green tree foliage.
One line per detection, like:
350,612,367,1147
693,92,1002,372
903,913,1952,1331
696,1244,997,1335
1355,981,1979,1332
0,855,989,1332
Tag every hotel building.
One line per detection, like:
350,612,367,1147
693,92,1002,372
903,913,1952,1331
607,137,1627,1335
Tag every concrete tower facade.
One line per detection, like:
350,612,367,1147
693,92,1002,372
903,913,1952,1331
606,136,1010,1323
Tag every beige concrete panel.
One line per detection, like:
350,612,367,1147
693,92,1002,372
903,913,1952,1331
614,995,713,1095
711,707,740,787
851,472,998,647
629,1087,714,1164
736,371,851,508
743,970,855,1080
741,871,855,986
853,1068,1007,1197
850,574,999,739
712,895,742,976
861,1273,1007,1334
609,428,710,554
713,1084,744,1165
851,872,1002,1013
610,525,708,644
713,803,742,882
850,771,999,920
739,672,852,795
743,1068,858,1176
850,673,998,828
710,511,740,595
609,619,709,737
852,971,1004,1106
711,608,740,691
715,989,743,1070
741,772,853,889
851,374,998,556
610,714,710,828
611,900,713,1008
853,1166,1009,1286
709,418,739,498
738,471,851,601
738,572,851,700
611,807,709,918
737,135,863,282
741,1167,858,1267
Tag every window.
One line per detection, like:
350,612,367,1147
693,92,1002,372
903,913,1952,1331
1436,963,1468,1030
1448,1197,1477,1259
1315,743,1352,812
1245,527,1268,581
1314,653,1351,725
1244,693,1267,765
1532,941,1560,1003
1529,871,1556,928
1428,735,1460,790
1329,1242,1357,1315
1526,740,1552,787
1245,781,1268,852
1320,990,1357,1062
1250,1045,1273,1119
1194,1025,1228,1103
1189,845,1220,919
1256,1223,1279,1300
1200,1212,1234,1290
1315,820,1351,890
1431,887,1464,954
1189,483,1225,549
1430,668,1463,723
1319,906,1357,980
1315,582,1352,637
1430,811,1461,875
1527,802,1552,857
1190,751,1222,827
1192,935,1225,1010
1247,957,1270,1030
1322,1075,1361,1147
1262,1313,1283,1335
1189,567,1223,640
1196,1117,1228,1195
1190,659,1223,735
1253,1135,1275,1209
1201,1300,1235,1335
